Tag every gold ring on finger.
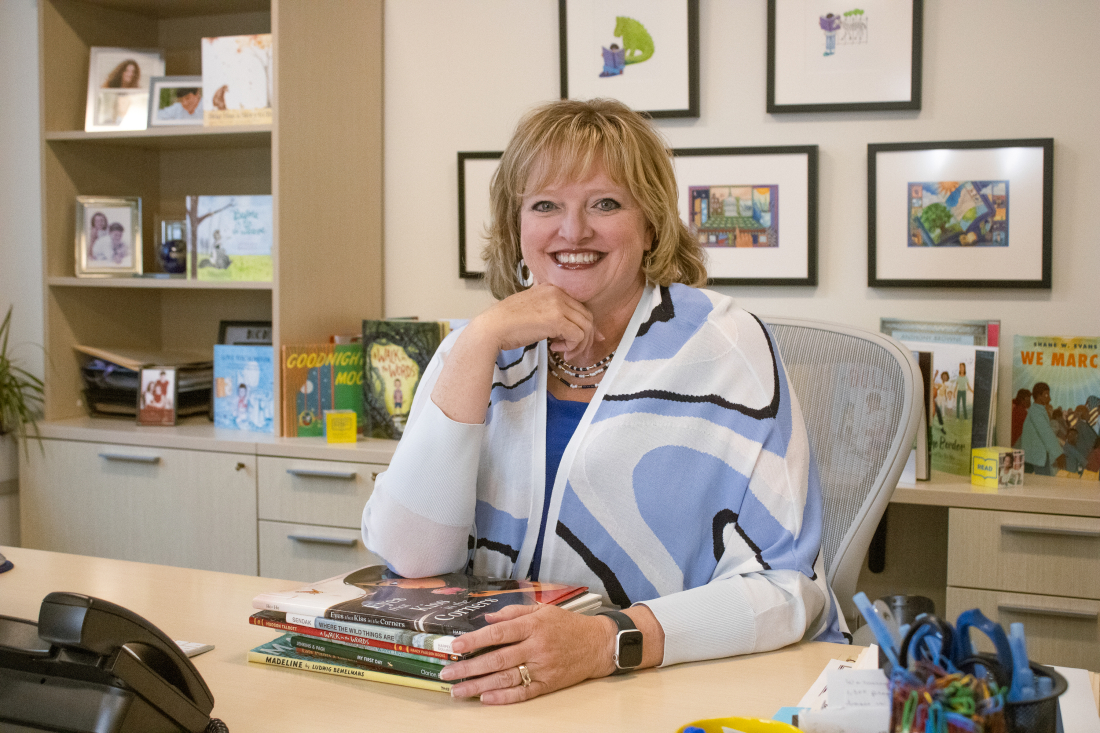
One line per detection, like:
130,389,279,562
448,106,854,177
517,663,532,688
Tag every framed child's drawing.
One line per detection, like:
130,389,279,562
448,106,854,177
868,138,1053,288
673,146,818,286
560,0,699,118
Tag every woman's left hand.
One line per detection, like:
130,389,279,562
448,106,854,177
440,604,615,704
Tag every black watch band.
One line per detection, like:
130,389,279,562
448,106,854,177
599,609,643,674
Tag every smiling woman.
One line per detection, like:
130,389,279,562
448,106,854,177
361,99,842,705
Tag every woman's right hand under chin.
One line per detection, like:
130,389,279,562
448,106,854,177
471,283,601,363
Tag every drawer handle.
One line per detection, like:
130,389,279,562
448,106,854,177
997,604,1099,621
98,452,160,464
1001,524,1100,539
286,468,358,480
287,534,358,547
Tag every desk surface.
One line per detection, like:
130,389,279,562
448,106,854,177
893,470,1100,517
0,546,853,732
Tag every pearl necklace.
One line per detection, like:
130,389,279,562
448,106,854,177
548,350,616,390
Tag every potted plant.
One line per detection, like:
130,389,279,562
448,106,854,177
0,305,44,479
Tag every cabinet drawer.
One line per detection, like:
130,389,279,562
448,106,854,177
259,520,381,582
946,587,1100,669
947,508,1100,599
20,439,257,575
257,456,383,529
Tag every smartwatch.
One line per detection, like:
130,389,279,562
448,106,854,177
599,609,643,674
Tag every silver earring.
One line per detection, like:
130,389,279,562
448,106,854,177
516,258,534,288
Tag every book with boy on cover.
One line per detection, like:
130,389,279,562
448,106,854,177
251,565,588,637
1011,336,1100,480
361,320,450,439
247,634,453,693
213,344,274,433
280,344,365,437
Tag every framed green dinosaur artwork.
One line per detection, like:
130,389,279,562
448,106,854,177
559,0,699,119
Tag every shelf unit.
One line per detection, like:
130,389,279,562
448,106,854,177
38,0,384,435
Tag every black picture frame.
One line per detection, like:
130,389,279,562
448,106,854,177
868,138,1053,289
457,151,503,280
673,146,818,286
217,320,272,345
559,0,699,119
767,0,923,114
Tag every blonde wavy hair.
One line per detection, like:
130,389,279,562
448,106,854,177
482,98,706,300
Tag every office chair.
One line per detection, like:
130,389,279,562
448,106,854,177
764,317,922,626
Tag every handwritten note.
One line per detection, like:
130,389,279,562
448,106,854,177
826,669,890,709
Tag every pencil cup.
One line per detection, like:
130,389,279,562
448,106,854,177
979,655,1067,733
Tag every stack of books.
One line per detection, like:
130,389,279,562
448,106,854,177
248,565,602,692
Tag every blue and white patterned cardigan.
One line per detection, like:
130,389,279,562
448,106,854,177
362,283,842,665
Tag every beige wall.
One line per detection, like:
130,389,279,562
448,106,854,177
0,0,44,382
1,2,1098,452
383,1,1100,447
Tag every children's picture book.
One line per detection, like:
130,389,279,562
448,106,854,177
251,565,587,637
881,318,1000,347
185,196,272,282
1011,336,1100,480
248,610,464,661
904,341,998,476
289,634,448,680
361,320,450,439
280,344,365,437
200,34,272,126
247,634,453,693
214,344,274,433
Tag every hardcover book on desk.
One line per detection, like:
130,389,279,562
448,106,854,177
1012,335,1100,480
280,344,365,437
213,345,274,433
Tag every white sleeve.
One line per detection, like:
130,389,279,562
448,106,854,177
638,563,828,666
361,333,487,577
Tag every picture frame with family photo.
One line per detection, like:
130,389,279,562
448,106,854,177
75,196,142,278
84,47,165,132
147,76,204,127
137,367,178,426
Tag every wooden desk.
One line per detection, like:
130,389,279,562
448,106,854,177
0,546,853,732
858,471,1100,670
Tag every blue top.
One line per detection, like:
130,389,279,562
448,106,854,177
529,392,587,580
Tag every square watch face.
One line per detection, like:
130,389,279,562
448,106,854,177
617,629,644,669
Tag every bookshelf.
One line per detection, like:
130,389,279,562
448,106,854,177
37,0,384,434
20,0,386,575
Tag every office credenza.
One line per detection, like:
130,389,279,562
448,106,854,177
0,546,855,732
19,417,398,580
889,472,1100,670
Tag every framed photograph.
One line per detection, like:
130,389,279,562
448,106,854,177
868,139,1053,289
458,151,503,279
673,146,818,286
767,0,922,113
84,47,165,132
147,76,203,127
137,367,177,426
218,321,273,345
559,0,699,118
75,196,142,278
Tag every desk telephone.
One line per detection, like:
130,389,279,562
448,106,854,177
0,592,227,732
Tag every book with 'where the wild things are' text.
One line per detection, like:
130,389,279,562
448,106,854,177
361,320,450,439
248,610,465,661
251,565,588,637
1012,336,1100,480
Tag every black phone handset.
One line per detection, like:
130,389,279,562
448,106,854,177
37,592,221,732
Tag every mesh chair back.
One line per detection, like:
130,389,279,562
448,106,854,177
765,317,921,618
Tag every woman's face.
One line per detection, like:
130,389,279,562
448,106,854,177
519,159,651,312
91,213,107,231
121,63,137,86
